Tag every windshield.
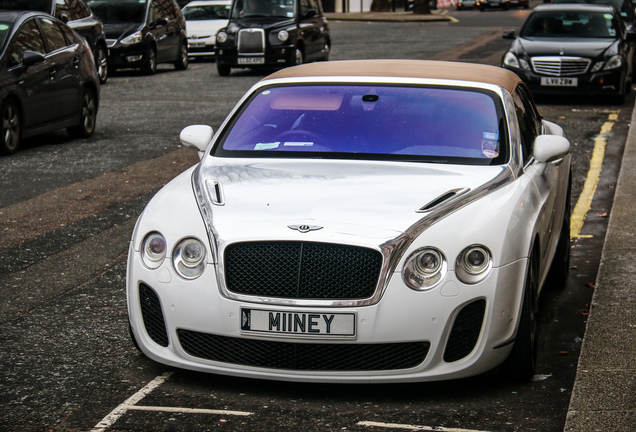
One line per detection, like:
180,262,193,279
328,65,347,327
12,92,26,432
551,0,631,18
214,85,508,166
520,11,619,39
0,0,51,13
0,21,13,53
88,0,147,24
230,0,296,19
183,4,230,20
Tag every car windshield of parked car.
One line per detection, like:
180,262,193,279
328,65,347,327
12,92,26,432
214,85,508,165
88,0,147,24
551,0,631,19
183,4,229,19
231,0,295,18
520,11,619,39
0,0,51,13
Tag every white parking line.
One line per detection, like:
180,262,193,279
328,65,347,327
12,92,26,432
91,372,173,431
357,421,490,432
126,405,252,416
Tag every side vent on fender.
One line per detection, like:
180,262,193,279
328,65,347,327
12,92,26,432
417,188,470,213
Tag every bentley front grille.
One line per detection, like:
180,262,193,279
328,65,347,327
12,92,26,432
178,330,430,371
237,28,265,54
224,241,383,300
443,299,486,363
531,56,591,76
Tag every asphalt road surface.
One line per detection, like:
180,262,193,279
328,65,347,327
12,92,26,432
0,8,631,432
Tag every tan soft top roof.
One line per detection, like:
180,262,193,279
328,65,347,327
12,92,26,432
262,60,523,94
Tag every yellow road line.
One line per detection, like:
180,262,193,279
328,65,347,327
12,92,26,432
570,110,619,238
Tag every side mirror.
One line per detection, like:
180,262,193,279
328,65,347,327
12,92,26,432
180,125,214,157
22,50,45,67
503,29,516,39
533,135,570,163
155,17,168,27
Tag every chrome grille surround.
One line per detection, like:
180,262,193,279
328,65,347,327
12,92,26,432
531,56,591,76
238,28,265,55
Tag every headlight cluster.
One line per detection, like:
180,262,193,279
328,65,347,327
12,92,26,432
402,245,493,290
216,31,227,43
591,56,623,72
502,52,529,70
141,233,207,279
277,30,289,42
121,31,142,45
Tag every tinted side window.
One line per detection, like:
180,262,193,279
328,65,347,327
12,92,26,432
156,0,178,19
55,0,92,20
38,17,68,51
513,86,541,165
8,18,46,67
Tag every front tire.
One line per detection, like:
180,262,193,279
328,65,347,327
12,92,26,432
67,88,98,139
217,62,231,76
174,39,189,70
500,251,539,381
142,46,157,75
94,44,108,84
291,47,304,66
1,99,21,155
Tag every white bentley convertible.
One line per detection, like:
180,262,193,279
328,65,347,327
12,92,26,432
127,60,571,383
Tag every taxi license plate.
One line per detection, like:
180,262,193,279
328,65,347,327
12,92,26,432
189,41,206,48
541,77,578,87
240,308,356,338
238,57,265,65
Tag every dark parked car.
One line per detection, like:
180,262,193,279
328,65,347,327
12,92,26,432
0,10,100,155
0,0,109,83
502,4,635,102
88,0,188,75
214,0,330,76
476,0,529,11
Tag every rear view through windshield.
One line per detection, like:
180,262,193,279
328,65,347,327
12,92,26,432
89,0,147,24
214,84,508,165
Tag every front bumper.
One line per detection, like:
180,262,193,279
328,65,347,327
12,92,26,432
107,43,149,69
504,65,627,96
127,248,528,383
187,39,216,57
216,44,295,68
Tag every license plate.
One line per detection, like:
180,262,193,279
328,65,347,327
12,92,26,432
189,41,206,48
238,57,265,65
541,77,578,87
240,308,356,338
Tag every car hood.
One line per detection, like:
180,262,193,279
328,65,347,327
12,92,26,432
104,23,142,40
517,37,616,58
194,158,510,243
186,20,228,37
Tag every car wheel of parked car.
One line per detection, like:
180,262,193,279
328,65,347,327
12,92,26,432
1,99,21,155
94,44,108,84
321,43,330,61
217,63,231,76
500,250,539,381
67,88,97,139
143,46,157,75
547,176,571,288
174,39,189,70
292,47,304,66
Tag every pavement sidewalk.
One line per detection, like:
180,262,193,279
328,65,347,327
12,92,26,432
324,10,453,22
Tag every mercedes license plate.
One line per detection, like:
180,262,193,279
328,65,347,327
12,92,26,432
541,77,578,87
240,308,356,338
238,57,265,65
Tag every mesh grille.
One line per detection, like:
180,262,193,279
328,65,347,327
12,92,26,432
532,57,590,76
139,283,169,347
443,299,486,363
238,29,264,54
178,330,430,371
224,241,383,299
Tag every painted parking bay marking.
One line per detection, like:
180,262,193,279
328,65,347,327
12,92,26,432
91,372,252,431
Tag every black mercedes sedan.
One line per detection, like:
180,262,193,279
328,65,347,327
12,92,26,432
502,4,635,102
214,0,330,76
0,11,100,155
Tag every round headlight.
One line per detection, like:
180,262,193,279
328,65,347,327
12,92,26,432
277,30,289,42
403,248,447,291
141,232,166,269
456,245,493,284
216,31,227,43
173,238,206,279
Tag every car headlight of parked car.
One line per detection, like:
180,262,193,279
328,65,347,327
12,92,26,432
277,30,289,42
455,245,493,284
173,238,206,279
403,248,447,291
502,52,530,70
603,54,623,70
217,31,227,43
121,31,142,45
141,232,167,269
